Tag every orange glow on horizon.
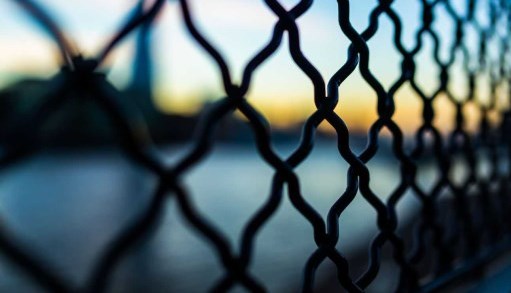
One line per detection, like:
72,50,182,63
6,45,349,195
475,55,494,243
153,89,486,136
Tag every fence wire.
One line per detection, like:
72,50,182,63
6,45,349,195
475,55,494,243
1,0,511,292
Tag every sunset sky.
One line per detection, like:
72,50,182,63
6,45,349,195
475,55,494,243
0,0,500,134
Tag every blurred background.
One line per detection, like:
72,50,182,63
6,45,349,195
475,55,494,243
0,0,506,292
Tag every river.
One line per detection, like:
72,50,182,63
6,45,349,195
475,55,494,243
0,142,427,292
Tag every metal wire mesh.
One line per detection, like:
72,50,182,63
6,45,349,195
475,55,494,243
1,0,511,292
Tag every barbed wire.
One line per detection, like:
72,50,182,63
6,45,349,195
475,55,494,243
1,0,511,292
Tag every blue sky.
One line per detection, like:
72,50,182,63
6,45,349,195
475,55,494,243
0,0,496,132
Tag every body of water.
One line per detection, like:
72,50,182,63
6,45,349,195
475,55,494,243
0,143,425,292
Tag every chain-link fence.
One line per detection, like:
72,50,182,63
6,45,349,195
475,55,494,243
1,0,511,292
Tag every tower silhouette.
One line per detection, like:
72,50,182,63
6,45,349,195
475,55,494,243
129,0,159,119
